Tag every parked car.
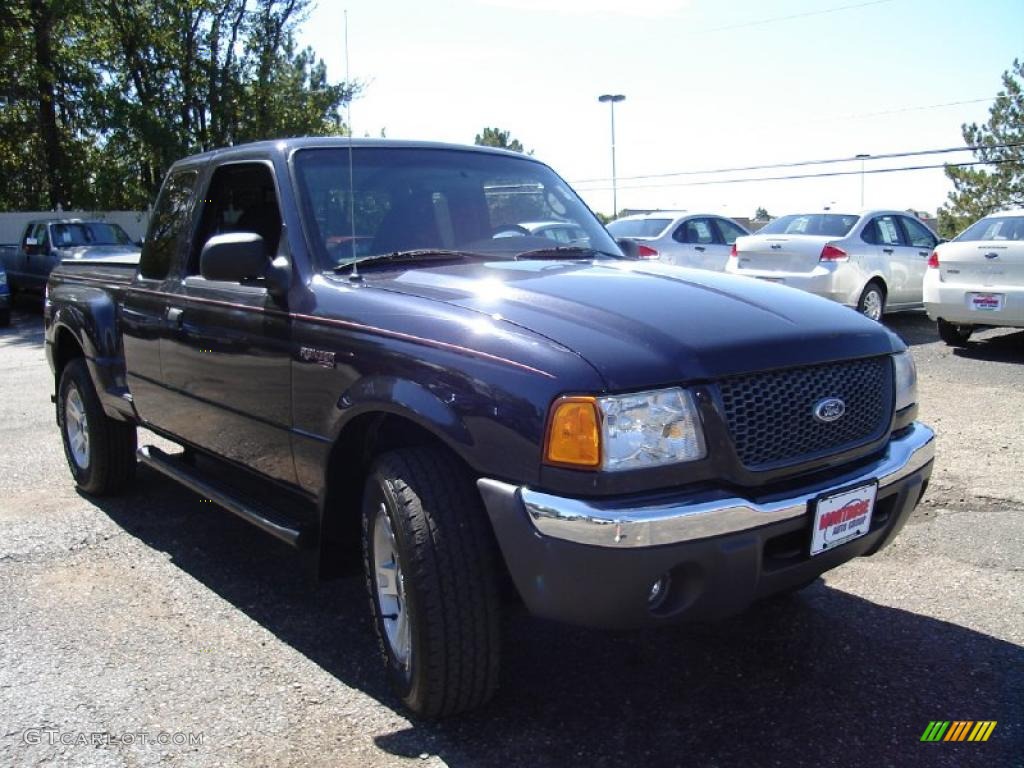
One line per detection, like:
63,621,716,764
493,220,588,243
1,218,140,294
0,261,10,326
607,211,750,270
726,210,941,320
45,138,933,717
924,209,1024,345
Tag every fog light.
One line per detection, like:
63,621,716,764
648,574,671,608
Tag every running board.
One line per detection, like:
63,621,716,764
138,445,305,548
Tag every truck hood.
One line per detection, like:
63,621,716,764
56,244,141,261
370,259,900,390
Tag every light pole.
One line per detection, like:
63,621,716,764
856,153,870,208
598,94,625,217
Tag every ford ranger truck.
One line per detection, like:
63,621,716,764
44,139,934,718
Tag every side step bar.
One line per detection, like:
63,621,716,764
138,445,306,548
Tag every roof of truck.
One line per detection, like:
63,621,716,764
171,138,541,169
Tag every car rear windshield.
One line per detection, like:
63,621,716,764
758,214,858,237
606,218,672,238
957,216,1024,242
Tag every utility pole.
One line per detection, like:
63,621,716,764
598,94,625,217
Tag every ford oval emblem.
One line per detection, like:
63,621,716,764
814,397,846,423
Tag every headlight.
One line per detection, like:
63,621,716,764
545,387,706,471
893,352,917,411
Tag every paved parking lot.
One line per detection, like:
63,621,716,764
1,298,1021,768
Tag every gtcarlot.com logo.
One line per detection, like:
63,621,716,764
920,721,997,742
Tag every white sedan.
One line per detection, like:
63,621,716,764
924,209,1024,345
726,210,941,321
606,211,750,271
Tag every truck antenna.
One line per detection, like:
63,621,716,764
345,9,360,282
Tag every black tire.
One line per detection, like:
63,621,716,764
0,308,9,327
362,447,501,718
937,318,973,346
57,358,137,495
856,281,886,322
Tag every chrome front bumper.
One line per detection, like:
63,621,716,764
502,422,934,549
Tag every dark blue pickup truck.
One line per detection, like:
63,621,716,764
44,139,934,717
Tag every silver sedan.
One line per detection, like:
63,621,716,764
725,210,941,320
607,212,750,271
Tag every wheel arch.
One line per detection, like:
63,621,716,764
317,405,486,581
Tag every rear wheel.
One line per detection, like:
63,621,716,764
58,358,137,495
362,447,501,718
856,282,886,322
937,318,973,346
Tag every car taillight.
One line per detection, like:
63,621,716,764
637,244,659,259
927,250,940,268
819,244,848,261
729,244,737,259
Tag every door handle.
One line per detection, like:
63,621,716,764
882,248,894,254
694,246,706,252
166,307,184,326
919,251,930,257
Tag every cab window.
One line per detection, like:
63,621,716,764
139,170,198,280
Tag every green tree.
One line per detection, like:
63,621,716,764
474,127,526,153
754,206,772,221
0,0,359,211
938,58,1024,238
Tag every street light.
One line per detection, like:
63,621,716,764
855,153,870,208
598,94,625,217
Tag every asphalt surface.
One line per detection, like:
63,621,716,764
1,296,1021,768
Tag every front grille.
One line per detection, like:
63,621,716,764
717,356,893,470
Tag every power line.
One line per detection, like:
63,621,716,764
703,0,893,33
577,159,1015,193
571,142,1023,186
821,96,995,123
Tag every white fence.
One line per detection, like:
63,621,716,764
0,210,150,244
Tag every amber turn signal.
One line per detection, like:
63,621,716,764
544,396,601,468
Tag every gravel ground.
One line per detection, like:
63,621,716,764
1,299,1021,768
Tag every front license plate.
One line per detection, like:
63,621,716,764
810,482,877,556
969,292,1004,311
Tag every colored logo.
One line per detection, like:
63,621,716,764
813,397,846,423
818,498,870,531
920,721,997,742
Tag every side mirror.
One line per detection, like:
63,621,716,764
199,232,291,298
24,237,38,254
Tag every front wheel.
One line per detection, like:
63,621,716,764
362,447,501,718
856,282,886,322
58,358,137,495
937,318,973,346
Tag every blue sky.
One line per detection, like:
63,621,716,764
300,0,1023,218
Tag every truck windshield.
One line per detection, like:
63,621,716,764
293,147,621,268
758,214,858,237
51,222,133,247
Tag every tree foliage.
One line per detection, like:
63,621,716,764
754,206,773,221
939,58,1024,238
0,0,357,211
474,127,526,153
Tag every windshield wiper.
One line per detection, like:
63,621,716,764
333,249,489,272
513,245,621,261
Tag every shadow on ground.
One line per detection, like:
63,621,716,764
0,296,46,349
884,312,937,347
90,466,1022,768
